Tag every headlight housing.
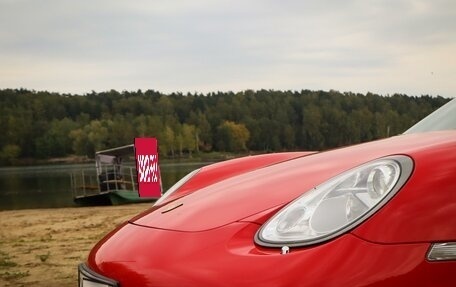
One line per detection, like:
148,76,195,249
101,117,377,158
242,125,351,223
154,168,200,206
255,155,413,247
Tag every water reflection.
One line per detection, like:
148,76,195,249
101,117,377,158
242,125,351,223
0,162,208,210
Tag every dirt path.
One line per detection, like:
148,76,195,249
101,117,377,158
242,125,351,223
0,203,152,287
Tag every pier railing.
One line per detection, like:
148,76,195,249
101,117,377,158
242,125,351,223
70,165,138,199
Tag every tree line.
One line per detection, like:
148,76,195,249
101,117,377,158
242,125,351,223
0,88,450,165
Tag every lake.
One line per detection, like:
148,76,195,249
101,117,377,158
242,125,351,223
0,162,208,210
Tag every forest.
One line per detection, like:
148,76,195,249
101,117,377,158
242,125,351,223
0,88,450,165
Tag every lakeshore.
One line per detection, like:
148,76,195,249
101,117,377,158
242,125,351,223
0,203,152,287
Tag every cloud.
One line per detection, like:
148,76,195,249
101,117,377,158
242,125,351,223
0,0,455,97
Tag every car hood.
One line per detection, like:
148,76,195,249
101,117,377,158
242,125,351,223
132,131,456,232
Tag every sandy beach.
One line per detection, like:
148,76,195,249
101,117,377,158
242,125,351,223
0,203,153,287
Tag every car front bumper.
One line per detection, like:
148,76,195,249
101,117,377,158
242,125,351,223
84,222,456,287
79,263,119,287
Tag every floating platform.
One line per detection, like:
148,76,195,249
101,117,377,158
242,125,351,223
70,144,160,206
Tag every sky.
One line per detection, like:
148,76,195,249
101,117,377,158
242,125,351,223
1,0,455,97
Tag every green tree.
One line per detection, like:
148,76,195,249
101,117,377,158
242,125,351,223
302,104,324,149
160,125,175,157
216,121,250,152
0,144,21,165
181,124,197,157
35,118,78,157
0,88,451,165
189,112,212,151
69,128,89,156
69,120,109,157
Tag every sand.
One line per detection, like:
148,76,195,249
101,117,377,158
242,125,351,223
0,203,153,287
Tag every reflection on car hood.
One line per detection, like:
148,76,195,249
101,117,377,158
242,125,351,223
132,131,456,232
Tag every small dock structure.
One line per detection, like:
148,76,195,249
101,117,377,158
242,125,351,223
70,144,160,205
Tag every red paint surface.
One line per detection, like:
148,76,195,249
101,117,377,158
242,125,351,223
88,222,456,287
86,131,456,286
158,151,315,205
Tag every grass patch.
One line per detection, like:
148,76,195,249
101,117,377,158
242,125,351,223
37,252,50,263
0,259,17,268
64,256,81,260
0,270,29,280
0,252,17,268
40,233,53,242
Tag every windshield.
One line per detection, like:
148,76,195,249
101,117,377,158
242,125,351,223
405,98,456,134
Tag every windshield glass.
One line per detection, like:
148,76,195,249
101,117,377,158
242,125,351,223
405,98,456,134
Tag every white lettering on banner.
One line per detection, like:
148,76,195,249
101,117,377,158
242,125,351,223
137,154,158,183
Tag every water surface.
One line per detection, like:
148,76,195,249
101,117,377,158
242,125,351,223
0,162,207,210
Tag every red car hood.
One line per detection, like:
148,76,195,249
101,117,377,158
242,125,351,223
133,131,456,233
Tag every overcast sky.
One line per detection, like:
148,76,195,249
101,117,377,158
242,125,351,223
1,0,455,97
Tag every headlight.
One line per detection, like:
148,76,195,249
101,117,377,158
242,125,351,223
78,263,118,287
255,156,413,247
154,168,201,205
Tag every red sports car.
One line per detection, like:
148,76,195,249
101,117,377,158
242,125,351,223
79,99,456,287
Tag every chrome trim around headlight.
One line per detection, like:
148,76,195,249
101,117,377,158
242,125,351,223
255,155,414,248
78,263,119,287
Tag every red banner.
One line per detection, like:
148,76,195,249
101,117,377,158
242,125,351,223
134,138,161,198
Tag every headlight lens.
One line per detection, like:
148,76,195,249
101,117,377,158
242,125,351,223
255,156,413,247
154,168,200,205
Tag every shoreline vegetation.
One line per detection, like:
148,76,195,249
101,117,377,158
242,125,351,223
0,203,152,286
0,89,450,167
